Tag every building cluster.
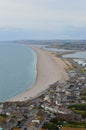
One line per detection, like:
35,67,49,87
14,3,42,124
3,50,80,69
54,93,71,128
0,71,86,130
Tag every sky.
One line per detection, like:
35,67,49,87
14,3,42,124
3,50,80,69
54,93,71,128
0,0,86,40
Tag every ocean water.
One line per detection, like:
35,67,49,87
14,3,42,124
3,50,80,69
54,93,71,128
0,43,37,102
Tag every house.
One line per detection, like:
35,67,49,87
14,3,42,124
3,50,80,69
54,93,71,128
32,120,40,124
44,95,51,102
67,95,76,102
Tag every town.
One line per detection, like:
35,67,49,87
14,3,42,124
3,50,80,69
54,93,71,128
0,60,86,130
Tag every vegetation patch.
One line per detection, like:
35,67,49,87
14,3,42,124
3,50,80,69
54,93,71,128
68,104,86,118
80,91,86,100
80,67,86,74
42,118,86,129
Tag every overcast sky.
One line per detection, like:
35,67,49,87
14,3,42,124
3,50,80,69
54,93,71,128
0,0,86,40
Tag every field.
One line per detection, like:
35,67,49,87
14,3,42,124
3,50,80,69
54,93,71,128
62,128,86,130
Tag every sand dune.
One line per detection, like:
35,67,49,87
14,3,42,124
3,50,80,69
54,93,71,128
9,47,68,101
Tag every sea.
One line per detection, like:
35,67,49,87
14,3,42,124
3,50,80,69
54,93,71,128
0,43,37,102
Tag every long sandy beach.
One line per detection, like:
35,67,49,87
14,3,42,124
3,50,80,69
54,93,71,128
9,47,68,101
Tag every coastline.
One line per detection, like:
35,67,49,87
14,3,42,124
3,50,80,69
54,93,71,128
9,46,69,102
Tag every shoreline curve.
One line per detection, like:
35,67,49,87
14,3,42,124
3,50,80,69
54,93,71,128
9,46,68,101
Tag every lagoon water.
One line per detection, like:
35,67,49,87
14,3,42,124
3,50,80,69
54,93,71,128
0,43,37,102
63,51,86,59
44,47,74,52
